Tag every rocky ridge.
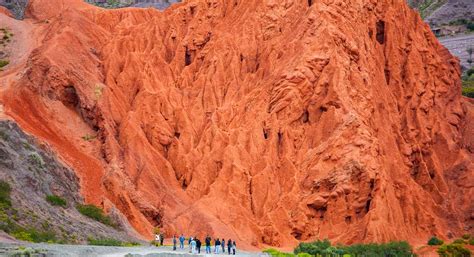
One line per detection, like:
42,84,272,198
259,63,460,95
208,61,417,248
0,0,472,249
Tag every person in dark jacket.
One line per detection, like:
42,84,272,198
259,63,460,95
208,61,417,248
227,239,232,255
173,235,177,250
214,238,221,253
160,233,164,246
205,235,212,254
221,239,225,253
196,238,202,254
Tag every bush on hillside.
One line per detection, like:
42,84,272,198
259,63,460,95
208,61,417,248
12,228,57,243
46,195,67,207
0,180,12,208
76,204,114,227
467,68,474,78
342,241,414,257
294,240,415,257
294,239,332,255
462,87,474,98
0,59,9,68
428,236,444,246
437,243,471,257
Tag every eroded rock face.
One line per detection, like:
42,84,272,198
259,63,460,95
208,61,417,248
1,0,473,249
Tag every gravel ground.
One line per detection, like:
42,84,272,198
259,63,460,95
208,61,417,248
0,243,267,257
438,33,474,69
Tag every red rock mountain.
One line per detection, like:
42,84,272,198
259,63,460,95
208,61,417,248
1,0,473,249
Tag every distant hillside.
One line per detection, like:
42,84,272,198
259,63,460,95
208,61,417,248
84,0,180,9
407,0,446,19
408,0,474,27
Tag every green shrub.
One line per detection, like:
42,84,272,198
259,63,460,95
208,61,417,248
467,68,474,78
88,237,140,247
428,236,444,246
453,239,467,245
296,253,312,257
12,230,33,242
468,22,474,31
462,87,474,98
0,180,11,208
12,227,57,243
469,238,474,246
82,134,96,141
0,59,9,68
76,204,113,226
294,239,332,255
28,153,44,168
46,195,67,207
437,243,471,257
294,240,414,257
0,130,8,141
462,234,472,240
264,248,295,257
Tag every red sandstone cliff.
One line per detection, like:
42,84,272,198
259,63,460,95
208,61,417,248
0,0,472,249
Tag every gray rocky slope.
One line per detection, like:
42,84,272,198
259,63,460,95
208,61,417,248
0,120,140,244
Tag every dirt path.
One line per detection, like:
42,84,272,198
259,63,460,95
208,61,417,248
0,243,267,257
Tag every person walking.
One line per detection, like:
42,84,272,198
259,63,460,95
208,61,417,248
189,237,194,253
196,237,202,254
232,241,236,255
155,233,160,246
214,238,221,254
191,238,197,254
227,239,232,255
179,234,185,249
221,239,225,253
173,235,177,251
205,235,212,254
160,233,164,246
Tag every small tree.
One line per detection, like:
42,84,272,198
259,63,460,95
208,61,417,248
468,47,473,67
428,236,444,246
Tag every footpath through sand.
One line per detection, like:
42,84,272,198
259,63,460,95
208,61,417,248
0,243,268,257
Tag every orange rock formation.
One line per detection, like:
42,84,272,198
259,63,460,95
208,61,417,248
1,0,473,249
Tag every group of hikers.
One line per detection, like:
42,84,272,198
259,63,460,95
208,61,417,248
169,235,237,255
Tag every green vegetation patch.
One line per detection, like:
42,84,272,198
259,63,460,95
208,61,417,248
293,240,414,257
0,180,59,243
0,180,12,208
417,0,446,19
12,228,57,243
76,204,114,227
82,134,96,141
28,153,44,169
437,243,471,257
88,237,140,247
463,66,474,98
0,129,8,141
428,236,444,246
46,195,67,207
264,249,316,257
0,59,9,68
447,19,474,31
